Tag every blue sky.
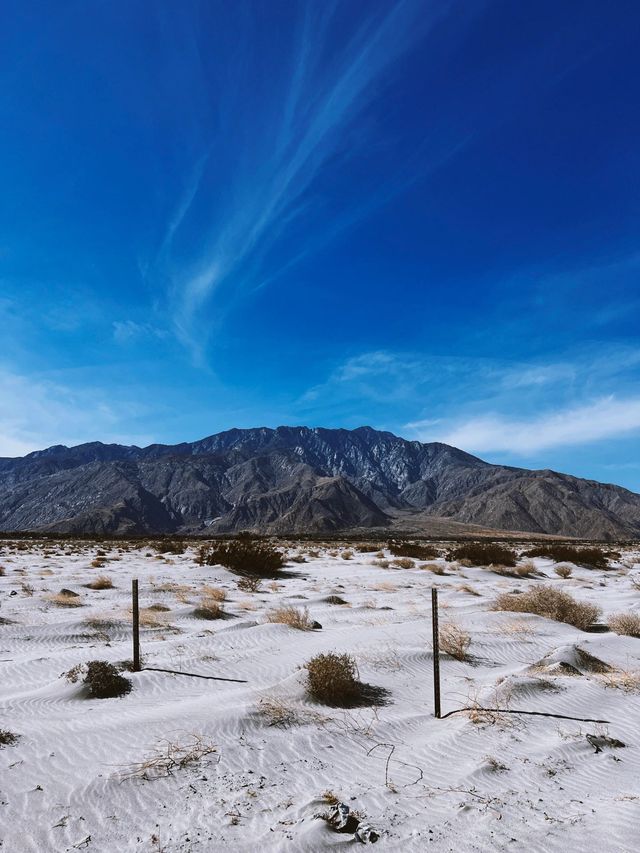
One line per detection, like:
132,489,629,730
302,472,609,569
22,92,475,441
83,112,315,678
1,0,640,489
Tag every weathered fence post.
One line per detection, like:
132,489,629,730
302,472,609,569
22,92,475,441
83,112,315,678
431,586,441,718
132,578,141,672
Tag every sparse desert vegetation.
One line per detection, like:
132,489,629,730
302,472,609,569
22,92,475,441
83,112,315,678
1,536,638,851
446,543,517,567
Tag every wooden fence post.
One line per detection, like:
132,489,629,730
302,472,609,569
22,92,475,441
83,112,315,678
132,578,141,672
431,586,441,718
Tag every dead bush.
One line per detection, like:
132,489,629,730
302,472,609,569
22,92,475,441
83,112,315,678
439,622,471,660
117,734,217,781
421,562,446,574
0,729,19,747
201,585,226,601
608,612,640,637
236,575,262,593
446,543,517,567
86,575,114,590
390,557,414,569
199,540,285,576
48,592,83,608
341,550,354,560
324,595,348,605
305,653,359,706
267,605,314,630
493,585,601,630
515,561,538,577
255,697,327,728
554,564,573,579
524,545,610,569
192,598,225,620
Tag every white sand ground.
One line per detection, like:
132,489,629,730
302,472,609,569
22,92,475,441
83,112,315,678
1,540,639,852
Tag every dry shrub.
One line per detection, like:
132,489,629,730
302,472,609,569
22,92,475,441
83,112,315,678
608,612,640,637
147,603,171,612
236,575,262,593
630,574,640,591
457,583,480,596
135,607,170,627
389,542,439,560
0,566,5,576
154,582,191,594
325,595,348,605
0,729,19,747
554,564,573,579
390,557,414,569
91,558,107,568
117,734,217,780
201,585,226,602
193,598,225,620
255,697,327,728
421,562,446,574
199,540,285,576
306,653,359,706
341,550,354,560
493,585,601,630
439,622,471,660
267,605,314,630
515,561,538,577
48,592,83,608
372,558,390,568
446,543,517,567
600,670,640,693
86,575,114,590
524,545,610,569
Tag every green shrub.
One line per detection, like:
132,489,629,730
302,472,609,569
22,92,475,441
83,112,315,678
446,543,517,567
389,542,439,560
524,545,610,569
83,661,132,699
199,540,286,577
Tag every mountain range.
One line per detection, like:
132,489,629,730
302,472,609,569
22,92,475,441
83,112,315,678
0,426,639,539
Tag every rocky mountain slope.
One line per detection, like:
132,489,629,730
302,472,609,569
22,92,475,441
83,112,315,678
0,426,638,538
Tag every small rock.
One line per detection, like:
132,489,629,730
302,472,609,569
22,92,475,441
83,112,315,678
311,621,322,630
586,734,625,754
59,588,80,597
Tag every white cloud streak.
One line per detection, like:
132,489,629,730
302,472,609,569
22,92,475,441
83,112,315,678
416,397,640,454
0,367,154,457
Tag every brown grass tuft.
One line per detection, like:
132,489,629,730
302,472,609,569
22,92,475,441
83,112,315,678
48,592,83,608
439,622,471,660
86,575,114,590
493,585,600,630
267,605,314,630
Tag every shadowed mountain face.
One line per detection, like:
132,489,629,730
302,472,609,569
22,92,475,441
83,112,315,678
0,426,639,538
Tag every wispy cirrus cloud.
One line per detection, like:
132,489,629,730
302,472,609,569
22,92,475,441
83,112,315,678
160,1,453,355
